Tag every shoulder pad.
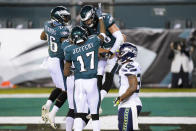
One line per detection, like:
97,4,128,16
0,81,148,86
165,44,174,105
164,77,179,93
88,35,97,39
122,62,137,73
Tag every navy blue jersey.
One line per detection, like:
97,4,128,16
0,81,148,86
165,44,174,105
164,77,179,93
44,20,69,60
64,35,101,79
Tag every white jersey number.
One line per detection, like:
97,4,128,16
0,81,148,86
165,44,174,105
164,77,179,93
77,51,95,72
47,35,58,52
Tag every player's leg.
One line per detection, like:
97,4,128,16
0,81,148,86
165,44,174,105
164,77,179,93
97,60,107,90
181,71,189,88
47,59,68,129
118,106,141,131
66,108,75,131
74,79,89,131
171,73,179,88
101,56,118,101
86,78,101,131
41,57,63,122
66,75,75,131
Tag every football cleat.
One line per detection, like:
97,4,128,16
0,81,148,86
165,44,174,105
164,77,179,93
41,105,49,123
48,112,57,129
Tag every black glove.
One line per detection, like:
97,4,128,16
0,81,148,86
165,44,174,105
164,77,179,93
113,97,120,107
99,51,113,59
105,51,113,59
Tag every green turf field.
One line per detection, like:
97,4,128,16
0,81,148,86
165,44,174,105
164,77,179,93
1,97,196,117
1,87,196,94
1,88,196,131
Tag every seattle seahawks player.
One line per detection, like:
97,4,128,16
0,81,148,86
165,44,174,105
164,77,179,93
40,6,71,129
80,5,124,104
114,42,142,131
64,9,106,131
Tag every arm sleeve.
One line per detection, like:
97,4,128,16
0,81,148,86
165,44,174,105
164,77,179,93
110,30,124,53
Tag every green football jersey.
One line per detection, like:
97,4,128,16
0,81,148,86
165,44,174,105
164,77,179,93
81,13,116,49
64,35,101,80
44,20,69,60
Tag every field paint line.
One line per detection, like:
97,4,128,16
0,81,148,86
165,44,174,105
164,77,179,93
0,94,49,98
139,116,196,124
0,116,196,124
0,92,196,98
1,116,196,130
139,92,196,97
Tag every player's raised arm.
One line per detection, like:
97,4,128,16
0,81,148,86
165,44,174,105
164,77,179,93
108,24,124,53
96,4,106,42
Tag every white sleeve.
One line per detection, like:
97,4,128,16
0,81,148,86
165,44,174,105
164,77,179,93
110,30,124,53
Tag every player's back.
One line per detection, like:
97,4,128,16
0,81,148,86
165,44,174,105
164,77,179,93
118,61,142,107
65,35,101,80
44,21,69,60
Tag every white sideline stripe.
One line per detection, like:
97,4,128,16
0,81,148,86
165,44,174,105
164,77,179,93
0,92,196,98
0,116,196,130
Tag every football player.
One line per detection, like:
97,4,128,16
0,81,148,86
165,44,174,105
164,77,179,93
40,6,72,129
79,5,124,104
114,42,142,131
64,9,106,131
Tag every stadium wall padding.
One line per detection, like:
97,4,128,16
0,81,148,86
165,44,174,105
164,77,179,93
0,28,192,86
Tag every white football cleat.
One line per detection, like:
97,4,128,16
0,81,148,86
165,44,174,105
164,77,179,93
41,105,49,123
48,112,57,129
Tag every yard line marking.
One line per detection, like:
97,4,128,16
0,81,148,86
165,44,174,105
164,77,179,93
0,92,196,98
0,116,196,130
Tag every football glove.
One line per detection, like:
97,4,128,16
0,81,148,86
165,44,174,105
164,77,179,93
105,51,114,59
113,97,120,107
99,51,113,59
96,8,102,19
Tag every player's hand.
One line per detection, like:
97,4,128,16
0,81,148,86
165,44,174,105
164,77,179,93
105,51,114,59
99,51,113,59
96,8,102,19
113,97,120,107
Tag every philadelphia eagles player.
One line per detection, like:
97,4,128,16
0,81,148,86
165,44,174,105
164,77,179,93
79,5,124,106
40,6,71,129
64,8,106,131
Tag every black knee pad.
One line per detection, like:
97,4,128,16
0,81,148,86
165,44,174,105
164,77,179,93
75,113,89,125
102,72,114,93
66,108,75,118
55,91,67,108
97,75,103,90
48,88,62,102
91,114,99,120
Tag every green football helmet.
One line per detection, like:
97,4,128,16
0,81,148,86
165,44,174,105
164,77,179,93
50,6,71,26
80,5,97,28
70,26,88,45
